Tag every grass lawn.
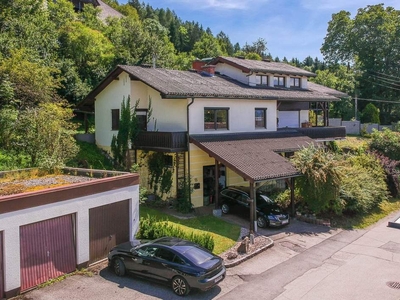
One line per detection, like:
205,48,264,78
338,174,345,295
331,198,400,229
139,206,241,254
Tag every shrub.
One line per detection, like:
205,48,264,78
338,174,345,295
174,177,194,213
369,128,400,160
291,145,342,214
360,103,380,124
372,152,400,197
136,214,215,252
340,153,388,213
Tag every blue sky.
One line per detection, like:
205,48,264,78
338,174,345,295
118,1,400,61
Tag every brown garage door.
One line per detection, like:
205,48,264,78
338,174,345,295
89,200,129,264
0,231,3,299
20,215,76,291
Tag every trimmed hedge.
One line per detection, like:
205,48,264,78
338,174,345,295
136,214,215,252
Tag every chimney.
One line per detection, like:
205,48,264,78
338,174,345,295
202,65,216,76
192,59,207,72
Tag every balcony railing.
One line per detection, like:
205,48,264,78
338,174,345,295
296,126,346,140
134,131,188,152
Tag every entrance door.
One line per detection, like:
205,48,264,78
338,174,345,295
203,165,226,206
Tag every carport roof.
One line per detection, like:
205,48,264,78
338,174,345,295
190,131,314,182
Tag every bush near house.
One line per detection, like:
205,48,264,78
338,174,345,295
137,214,215,252
291,144,388,215
369,128,400,161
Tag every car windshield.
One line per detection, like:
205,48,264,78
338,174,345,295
182,246,214,265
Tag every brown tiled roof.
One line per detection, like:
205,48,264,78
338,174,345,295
119,65,336,102
210,56,316,77
190,131,314,182
308,82,349,98
78,65,339,111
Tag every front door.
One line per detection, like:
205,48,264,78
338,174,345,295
203,165,226,206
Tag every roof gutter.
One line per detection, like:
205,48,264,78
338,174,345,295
187,97,195,206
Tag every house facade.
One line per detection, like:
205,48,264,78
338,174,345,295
79,56,346,211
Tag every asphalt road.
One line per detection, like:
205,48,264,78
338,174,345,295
18,212,400,300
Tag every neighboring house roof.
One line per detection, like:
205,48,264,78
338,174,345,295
97,0,123,21
190,131,315,182
78,65,339,111
70,0,123,20
209,56,316,77
308,82,349,98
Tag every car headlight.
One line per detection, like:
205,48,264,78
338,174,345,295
195,271,206,277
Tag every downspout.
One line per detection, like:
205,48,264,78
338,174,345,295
187,97,195,206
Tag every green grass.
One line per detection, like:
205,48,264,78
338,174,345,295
330,198,400,229
139,206,240,254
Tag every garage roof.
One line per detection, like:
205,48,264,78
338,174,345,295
190,131,314,182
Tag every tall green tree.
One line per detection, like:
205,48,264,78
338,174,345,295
321,4,400,123
14,102,78,168
191,33,222,59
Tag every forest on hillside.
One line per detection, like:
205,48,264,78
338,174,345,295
1,1,400,170
0,1,399,119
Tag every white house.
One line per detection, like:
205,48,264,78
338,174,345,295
79,56,346,214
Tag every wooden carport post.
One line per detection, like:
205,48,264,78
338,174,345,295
249,181,256,234
214,159,220,210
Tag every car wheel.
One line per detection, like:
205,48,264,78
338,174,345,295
221,203,230,214
257,216,268,228
172,276,190,296
113,258,126,277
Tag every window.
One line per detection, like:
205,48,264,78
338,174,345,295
255,108,267,129
136,109,147,131
204,108,229,130
255,75,268,85
274,76,285,87
290,77,301,88
111,109,120,130
164,155,173,167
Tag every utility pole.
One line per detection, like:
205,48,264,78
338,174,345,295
355,94,358,120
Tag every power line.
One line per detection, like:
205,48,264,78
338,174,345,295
363,78,400,92
370,74,400,87
367,70,400,81
356,97,400,104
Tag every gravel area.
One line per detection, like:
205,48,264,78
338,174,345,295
0,175,95,196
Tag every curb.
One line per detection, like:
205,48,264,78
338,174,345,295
224,237,274,268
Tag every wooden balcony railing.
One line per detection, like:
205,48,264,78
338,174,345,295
134,131,188,152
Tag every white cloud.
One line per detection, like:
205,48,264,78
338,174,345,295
168,0,270,10
300,0,400,12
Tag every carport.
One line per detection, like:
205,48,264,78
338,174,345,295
190,131,315,233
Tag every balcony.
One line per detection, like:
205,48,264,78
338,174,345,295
295,126,346,140
134,131,188,152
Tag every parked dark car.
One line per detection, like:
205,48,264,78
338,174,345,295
108,237,226,296
220,186,290,228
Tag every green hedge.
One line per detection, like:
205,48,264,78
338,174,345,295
136,214,215,252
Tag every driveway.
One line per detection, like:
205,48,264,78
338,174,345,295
17,215,340,300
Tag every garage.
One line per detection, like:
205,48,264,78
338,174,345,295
89,200,130,264
278,111,300,128
19,215,76,291
0,231,3,299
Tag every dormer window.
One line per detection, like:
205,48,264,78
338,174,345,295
256,75,268,86
290,77,301,88
274,76,285,87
